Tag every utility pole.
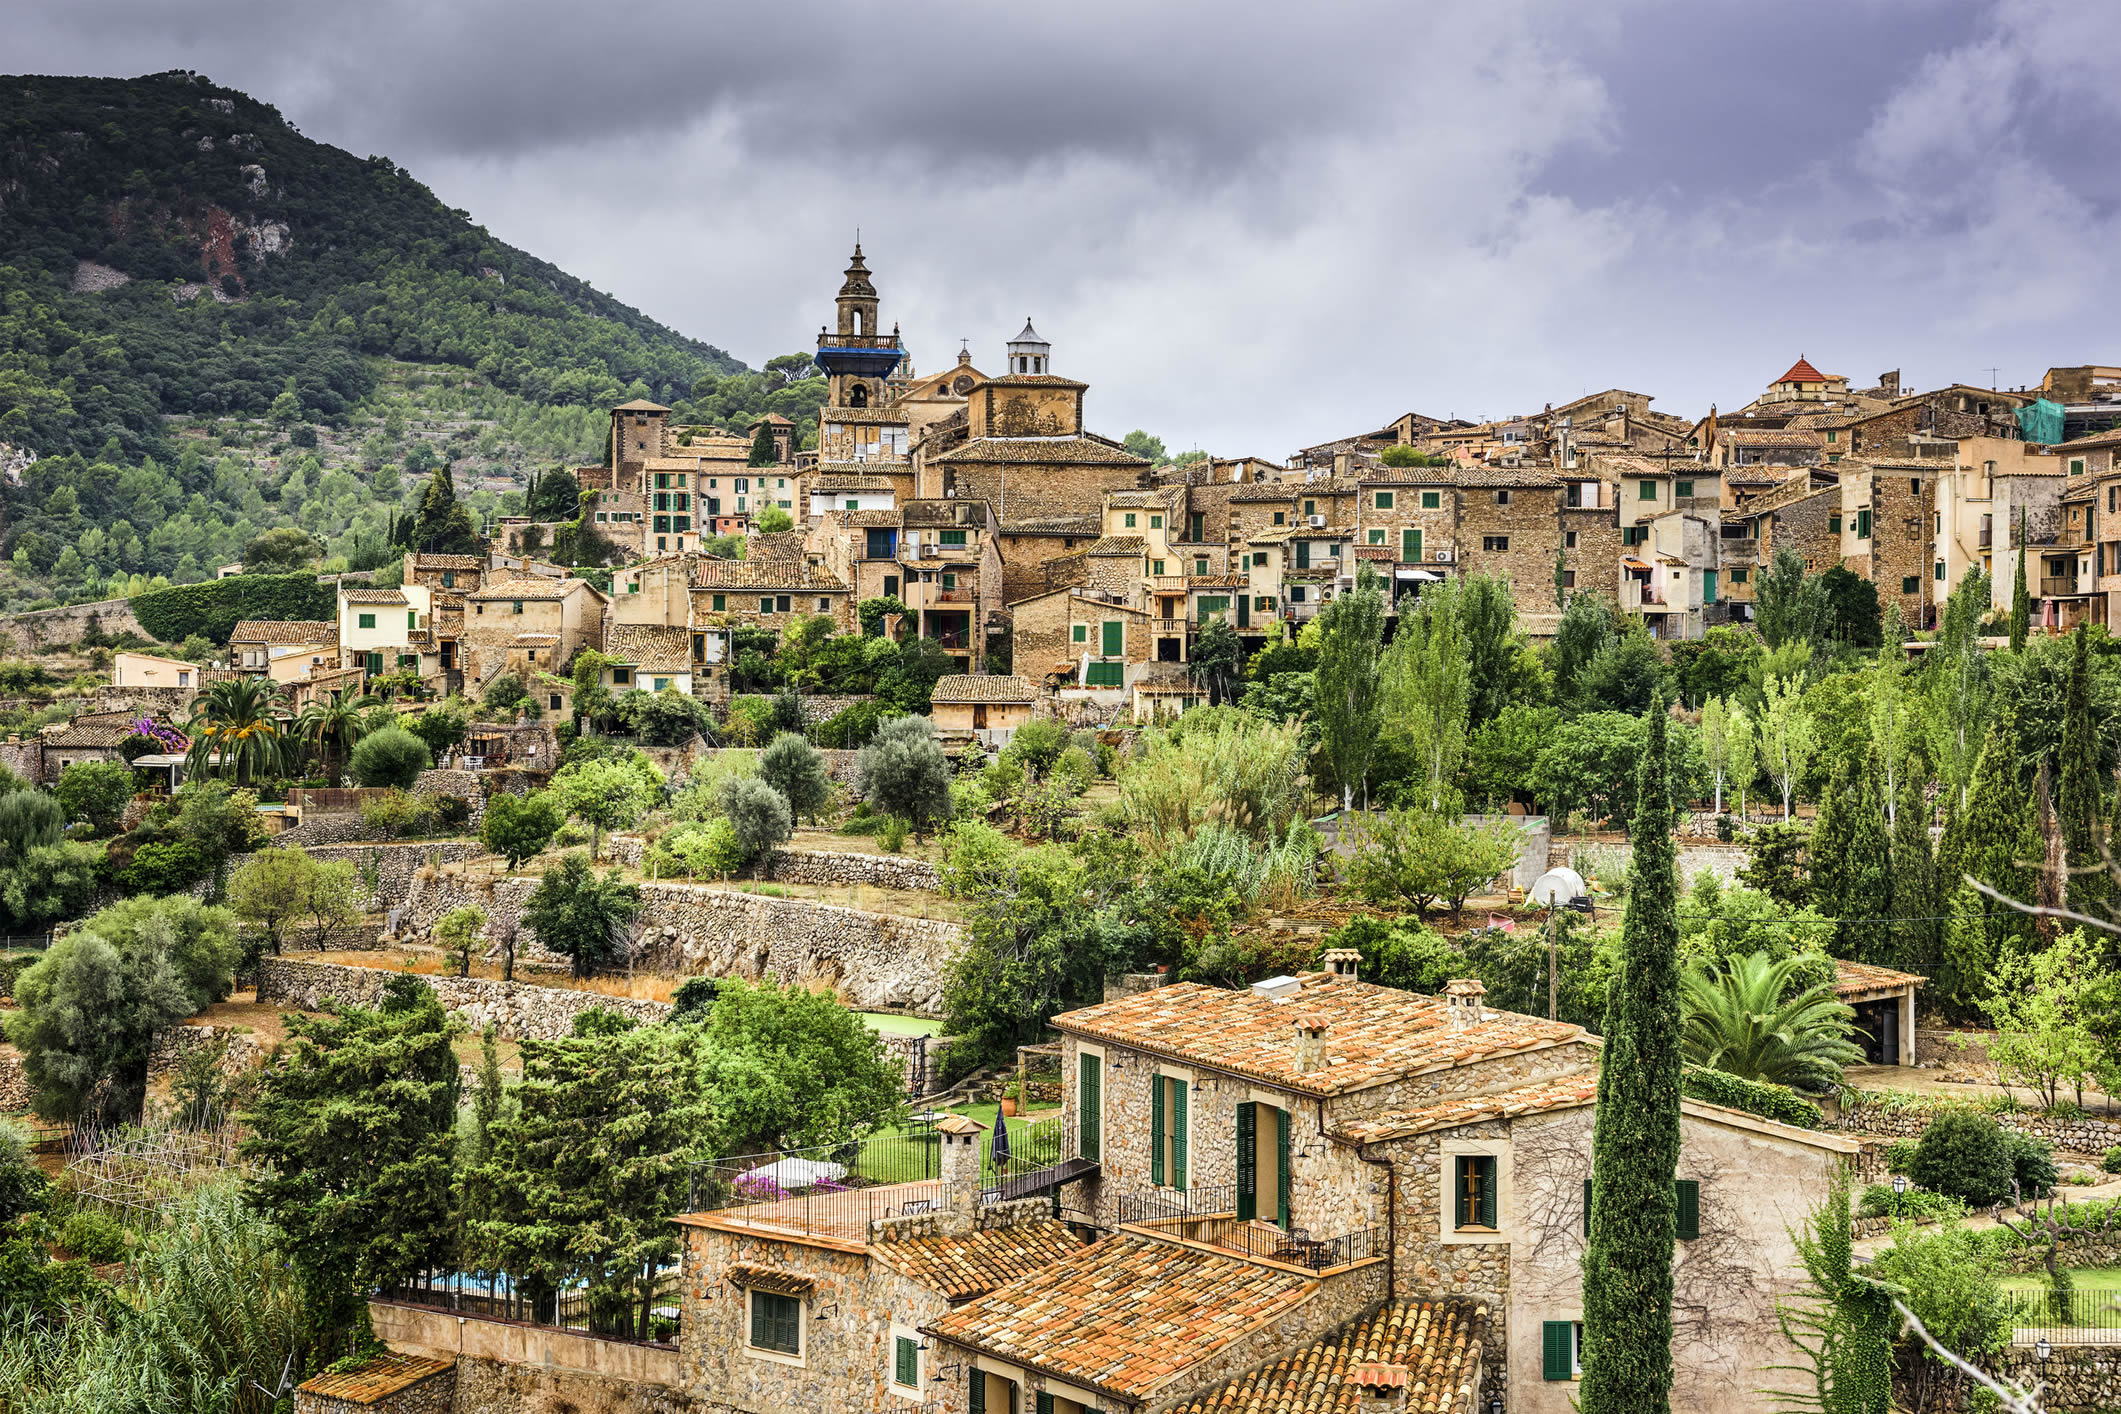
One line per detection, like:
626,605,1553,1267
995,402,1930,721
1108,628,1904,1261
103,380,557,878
1547,903,1560,1022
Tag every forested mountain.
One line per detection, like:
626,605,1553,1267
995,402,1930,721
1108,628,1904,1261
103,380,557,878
0,71,824,610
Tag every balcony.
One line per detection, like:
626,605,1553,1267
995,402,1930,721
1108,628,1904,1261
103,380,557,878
928,631,970,651
2041,576,2087,598
1154,618,1186,635
1115,1185,1378,1274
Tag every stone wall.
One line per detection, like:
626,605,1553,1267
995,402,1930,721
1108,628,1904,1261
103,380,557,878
147,1023,273,1082
758,848,939,891
0,1050,31,1112
391,873,962,1014
369,1303,691,1405
1831,1095,2121,1156
0,596,146,651
259,959,672,1040
413,769,488,827
452,1353,717,1414
1957,1345,2121,1412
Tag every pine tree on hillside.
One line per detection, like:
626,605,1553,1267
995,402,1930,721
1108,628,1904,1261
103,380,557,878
410,466,480,556
2010,506,2030,652
747,420,778,467
1580,693,1681,1414
1890,781,1940,969
2057,624,2108,917
1957,714,2041,956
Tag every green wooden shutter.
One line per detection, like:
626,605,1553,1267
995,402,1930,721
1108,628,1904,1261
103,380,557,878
896,1335,918,1387
1275,1105,1291,1230
1477,1156,1496,1228
1542,1321,1573,1380
971,1369,986,1414
1676,1179,1700,1241
1171,1079,1188,1190
1235,1102,1257,1220
1403,527,1421,561
1151,1076,1165,1186
1101,620,1123,656
1079,1054,1100,1162
1453,1157,1468,1228
1036,1393,1054,1414
1583,1178,1593,1237
749,1292,768,1348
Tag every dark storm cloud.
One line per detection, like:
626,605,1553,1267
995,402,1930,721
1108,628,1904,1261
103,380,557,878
11,0,2121,453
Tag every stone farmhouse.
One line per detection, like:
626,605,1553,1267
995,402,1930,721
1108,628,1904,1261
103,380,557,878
667,958,1858,1414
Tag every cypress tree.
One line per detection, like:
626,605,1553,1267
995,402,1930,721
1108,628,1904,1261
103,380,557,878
2010,506,2030,652
1958,714,2041,956
1838,748,1895,963
2056,624,2108,916
747,420,778,467
1580,693,1681,1414
1935,881,1993,1020
1890,780,1940,968
1808,752,1860,942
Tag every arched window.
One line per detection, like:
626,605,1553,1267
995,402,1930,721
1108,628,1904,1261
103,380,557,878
850,384,869,407
854,311,866,337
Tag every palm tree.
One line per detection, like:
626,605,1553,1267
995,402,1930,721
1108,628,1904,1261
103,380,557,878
296,685,382,786
1680,950,1866,1092
185,676,293,786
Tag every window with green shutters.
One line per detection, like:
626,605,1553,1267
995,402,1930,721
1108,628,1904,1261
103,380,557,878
1037,1392,1055,1414
1124,513,1137,528
971,1370,985,1414
1403,527,1422,561
1078,1054,1101,1162
1085,661,1124,687
1275,1106,1291,1229
1375,491,1394,509
1101,620,1123,656
1071,623,1087,644
1542,1320,1580,1380
1676,480,1695,498
748,1290,800,1353
357,613,376,630
1453,1155,1496,1229
1676,1179,1700,1240
760,598,776,615
1639,479,1657,501
711,594,726,611
1151,1075,1187,1188
1237,1102,1257,1221
1857,508,1872,539
407,610,417,630
941,529,968,546
894,1334,919,1388
1422,491,1440,509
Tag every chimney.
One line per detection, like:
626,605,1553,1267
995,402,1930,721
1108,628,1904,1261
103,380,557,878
1320,948,1362,980
1444,978,1487,1033
1350,1363,1410,1412
934,1114,984,1235
1291,1014,1329,1074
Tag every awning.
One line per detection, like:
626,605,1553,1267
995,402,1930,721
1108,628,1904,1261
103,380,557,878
1395,568,1443,581
1622,558,1652,571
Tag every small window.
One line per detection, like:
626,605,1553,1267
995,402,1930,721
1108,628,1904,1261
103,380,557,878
1560,570,1575,588
1495,489,1510,505
1124,512,1137,528
1152,559,1165,575
1375,491,1395,510
442,571,456,588
1935,560,1946,581
1901,576,1919,594
1826,429,1839,443
1541,1321,1583,1381
357,613,376,629
1272,511,1286,525
1195,558,1209,575
1454,1155,1497,1230
1675,480,1694,498
1856,509,1871,539
549,693,563,710
1564,531,1577,549
1829,515,1842,534
1368,529,1385,545
1303,500,1317,516
893,1334,920,1390
776,595,791,612
1071,624,1087,644
2071,459,2086,475
941,573,956,590
749,1290,801,1355
1676,1179,1700,1240
1730,568,1749,584
1639,480,1657,501
629,580,640,594
940,529,967,546
712,593,726,612
512,601,524,614
612,667,632,685
760,598,776,615
1149,514,1163,529
1482,535,1509,552
1421,491,1440,509
817,597,831,612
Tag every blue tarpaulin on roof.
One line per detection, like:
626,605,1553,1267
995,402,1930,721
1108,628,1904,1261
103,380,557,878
2017,398,2065,446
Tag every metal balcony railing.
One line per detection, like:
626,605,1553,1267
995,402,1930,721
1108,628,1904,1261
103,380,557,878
1114,1184,1378,1273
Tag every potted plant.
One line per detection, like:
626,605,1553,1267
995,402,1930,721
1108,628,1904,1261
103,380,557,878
999,1084,1020,1117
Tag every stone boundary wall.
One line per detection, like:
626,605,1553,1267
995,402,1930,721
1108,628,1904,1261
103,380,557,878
369,1302,682,1391
392,872,962,1014
1960,1344,2121,1410
1831,1096,2121,1156
259,958,671,1040
214,840,486,916
0,1051,30,1112
148,1023,274,1081
608,841,942,893
0,596,145,651
411,769,487,826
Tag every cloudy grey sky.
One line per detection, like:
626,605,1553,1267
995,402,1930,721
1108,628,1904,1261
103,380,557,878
15,0,2120,456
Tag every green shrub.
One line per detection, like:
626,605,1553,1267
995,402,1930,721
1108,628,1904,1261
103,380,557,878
2004,1129,2058,1201
117,837,209,894
1003,720,1069,779
1677,1066,1824,1129
1885,1139,1920,1173
58,1207,128,1263
349,726,432,789
2101,1146,2121,1174
1856,1183,1968,1222
876,815,910,852
482,673,526,710
129,573,335,644
432,795,472,831
360,789,438,839
1907,1109,2018,1207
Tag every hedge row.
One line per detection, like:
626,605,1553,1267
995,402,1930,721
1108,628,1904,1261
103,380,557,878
1680,1066,1823,1130
130,573,337,645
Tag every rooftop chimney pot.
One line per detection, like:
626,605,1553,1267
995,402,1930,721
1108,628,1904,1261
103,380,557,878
1444,978,1488,1032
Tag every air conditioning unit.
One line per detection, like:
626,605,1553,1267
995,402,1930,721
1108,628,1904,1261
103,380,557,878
1434,549,1455,563
1307,514,1327,528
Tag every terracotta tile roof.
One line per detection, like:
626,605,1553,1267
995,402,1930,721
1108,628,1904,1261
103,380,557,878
932,674,1036,703
469,578,585,602
830,509,903,527
45,712,161,748
728,1262,816,1298
807,473,899,490
1170,1299,1490,1414
1335,1072,1600,1143
873,1219,1086,1301
1454,468,1563,488
984,372,1091,389
2059,428,2121,452
998,516,1101,536
1776,356,1831,384
932,436,1149,467
1087,535,1148,557
1721,428,1823,447
410,553,486,570
229,619,335,645
923,1234,1316,1403
691,560,849,591
1106,489,1177,508
1051,973,1585,1098
339,588,408,605
746,531,810,561
1833,960,1927,997
296,1352,455,1403
615,399,670,412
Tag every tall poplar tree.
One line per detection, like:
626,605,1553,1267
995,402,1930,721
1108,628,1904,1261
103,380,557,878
1314,567,1385,809
2056,624,2108,916
2010,506,2030,652
1580,693,1681,1414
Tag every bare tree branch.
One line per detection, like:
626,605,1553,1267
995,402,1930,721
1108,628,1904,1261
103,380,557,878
1892,1299,2046,1414
1964,876,2121,937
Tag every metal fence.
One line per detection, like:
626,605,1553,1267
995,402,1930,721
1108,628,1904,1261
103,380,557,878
2003,1287,2121,1343
1114,1184,1379,1273
382,1265,682,1345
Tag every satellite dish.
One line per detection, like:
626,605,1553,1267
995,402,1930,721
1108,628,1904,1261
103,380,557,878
1529,867,1585,909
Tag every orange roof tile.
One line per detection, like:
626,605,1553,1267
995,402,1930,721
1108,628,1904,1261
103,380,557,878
1832,959,1926,997
1777,356,1830,384
923,1234,1315,1403
1334,1072,1600,1144
1171,1300,1489,1414
296,1352,454,1403
872,1219,1088,1301
1051,973,1585,1098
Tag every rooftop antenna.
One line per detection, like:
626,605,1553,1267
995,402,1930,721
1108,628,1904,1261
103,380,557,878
1985,367,2001,390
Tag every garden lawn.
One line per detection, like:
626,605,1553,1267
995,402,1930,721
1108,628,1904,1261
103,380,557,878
2002,1266,2121,1294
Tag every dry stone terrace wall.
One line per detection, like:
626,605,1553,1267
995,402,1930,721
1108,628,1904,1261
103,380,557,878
391,871,961,1014
1831,1096,2121,1156
211,840,486,915
259,958,671,1039
606,840,942,893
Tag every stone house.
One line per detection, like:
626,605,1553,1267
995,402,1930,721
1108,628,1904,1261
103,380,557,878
401,551,485,596
601,623,696,696
462,577,606,689
673,1115,1089,1414
930,673,1037,734
111,651,205,691
687,557,856,650
900,500,1005,672
995,514,1102,605
339,584,448,681
226,620,339,685
802,471,899,521
1043,963,1859,1413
